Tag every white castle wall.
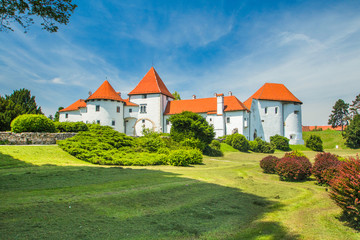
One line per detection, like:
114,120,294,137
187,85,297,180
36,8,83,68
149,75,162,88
59,110,83,122
83,99,124,132
224,111,250,139
284,103,304,144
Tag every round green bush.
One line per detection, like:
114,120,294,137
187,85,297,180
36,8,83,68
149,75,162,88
260,155,280,174
167,149,203,166
251,137,275,153
306,135,323,152
275,156,312,181
270,134,290,151
11,114,56,133
226,133,249,152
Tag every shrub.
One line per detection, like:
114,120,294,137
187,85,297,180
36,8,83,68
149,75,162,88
329,156,360,227
11,114,56,133
54,121,88,132
284,150,306,158
203,140,223,157
249,140,258,152
275,156,312,181
251,138,275,153
312,152,342,185
138,135,166,152
167,149,203,166
306,135,323,152
344,115,360,149
270,135,290,151
260,155,280,174
225,133,249,152
180,138,206,151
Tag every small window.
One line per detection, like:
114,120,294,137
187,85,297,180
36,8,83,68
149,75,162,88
209,118,212,122
112,120,115,126
116,106,120,113
265,107,268,114
166,120,169,125
140,104,147,113
65,113,68,118
294,110,299,114
275,107,278,114
262,120,264,122
227,117,230,123
97,120,100,124
129,108,132,113
142,119,145,123
143,94,147,99
96,105,100,112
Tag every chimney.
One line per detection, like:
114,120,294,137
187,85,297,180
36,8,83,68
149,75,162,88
216,93,224,115
117,92,121,98
192,95,196,99
88,91,92,96
228,91,232,96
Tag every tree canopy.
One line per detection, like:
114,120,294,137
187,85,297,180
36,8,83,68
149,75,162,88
344,114,360,149
349,93,360,118
0,0,77,33
169,111,215,144
328,99,349,133
172,91,181,100
54,106,64,122
0,88,43,131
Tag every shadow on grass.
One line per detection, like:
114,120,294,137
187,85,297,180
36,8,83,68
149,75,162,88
0,152,300,239
0,152,36,169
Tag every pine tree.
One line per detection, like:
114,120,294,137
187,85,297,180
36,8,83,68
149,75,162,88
328,99,349,134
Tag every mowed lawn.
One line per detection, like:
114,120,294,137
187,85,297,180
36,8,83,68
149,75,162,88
1,145,359,240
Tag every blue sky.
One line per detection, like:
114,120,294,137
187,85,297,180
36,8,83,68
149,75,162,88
1,0,360,125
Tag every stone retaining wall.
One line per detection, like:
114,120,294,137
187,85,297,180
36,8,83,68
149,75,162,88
0,132,77,145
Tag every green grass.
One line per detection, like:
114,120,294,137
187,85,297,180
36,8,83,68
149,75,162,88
303,130,348,149
1,145,360,239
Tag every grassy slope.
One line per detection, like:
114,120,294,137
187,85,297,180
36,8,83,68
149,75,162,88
303,130,348,149
1,145,359,239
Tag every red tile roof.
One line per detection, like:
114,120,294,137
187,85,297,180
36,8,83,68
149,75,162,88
128,67,174,98
59,99,86,112
164,96,249,115
87,80,124,102
123,98,138,106
244,83,302,109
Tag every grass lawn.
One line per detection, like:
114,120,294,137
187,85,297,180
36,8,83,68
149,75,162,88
303,130,348,149
1,145,359,239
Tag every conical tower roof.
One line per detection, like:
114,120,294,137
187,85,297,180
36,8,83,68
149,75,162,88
87,80,124,102
128,67,174,98
244,83,302,109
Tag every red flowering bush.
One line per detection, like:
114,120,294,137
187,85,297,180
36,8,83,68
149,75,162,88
329,156,360,228
260,155,280,174
275,156,312,181
312,152,343,185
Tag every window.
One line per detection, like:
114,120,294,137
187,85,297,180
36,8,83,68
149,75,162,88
112,120,115,126
96,105,100,112
142,119,145,123
262,120,264,122
275,107,278,114
142,94,147,99
294,110,299,114
209,118,212,122
265,107,268,114
140,104,147,113
166,119,169,125
97,120,100,124
65,113,68,118
129,108,132,113
227,117,230,123
116,106,120,113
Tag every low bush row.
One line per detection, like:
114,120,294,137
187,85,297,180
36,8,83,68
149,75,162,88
58,125,203,166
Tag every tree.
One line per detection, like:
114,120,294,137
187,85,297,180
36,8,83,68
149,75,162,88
54,106,64,122
0,89,42,131
172,91,181,100
344,114,360,149
328,99,349,134
169,111,215,145
0,0,77,33
349,94,360,118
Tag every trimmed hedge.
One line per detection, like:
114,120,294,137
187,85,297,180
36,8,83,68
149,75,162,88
260,155,280,174
54,121,88,132
11,114,56,133
330,156,360,228
225,133,249,152
270,134,290,151
275,156,312,181
312,152,342,185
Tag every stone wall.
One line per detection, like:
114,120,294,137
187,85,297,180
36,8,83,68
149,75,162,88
0,132,77,145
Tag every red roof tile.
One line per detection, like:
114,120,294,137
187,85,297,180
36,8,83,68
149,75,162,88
164,96,249,115
87,80,124,102
244,83,302,109
59,99,86,112
123,98,138,106
128,67,174,98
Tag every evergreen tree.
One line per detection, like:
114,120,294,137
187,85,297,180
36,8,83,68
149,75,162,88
344,114,360,149
172,91,181,100
349,94,360,118
54,107,64,122
328,99,349,134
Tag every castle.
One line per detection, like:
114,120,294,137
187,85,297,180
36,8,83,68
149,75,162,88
59,67,304,144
